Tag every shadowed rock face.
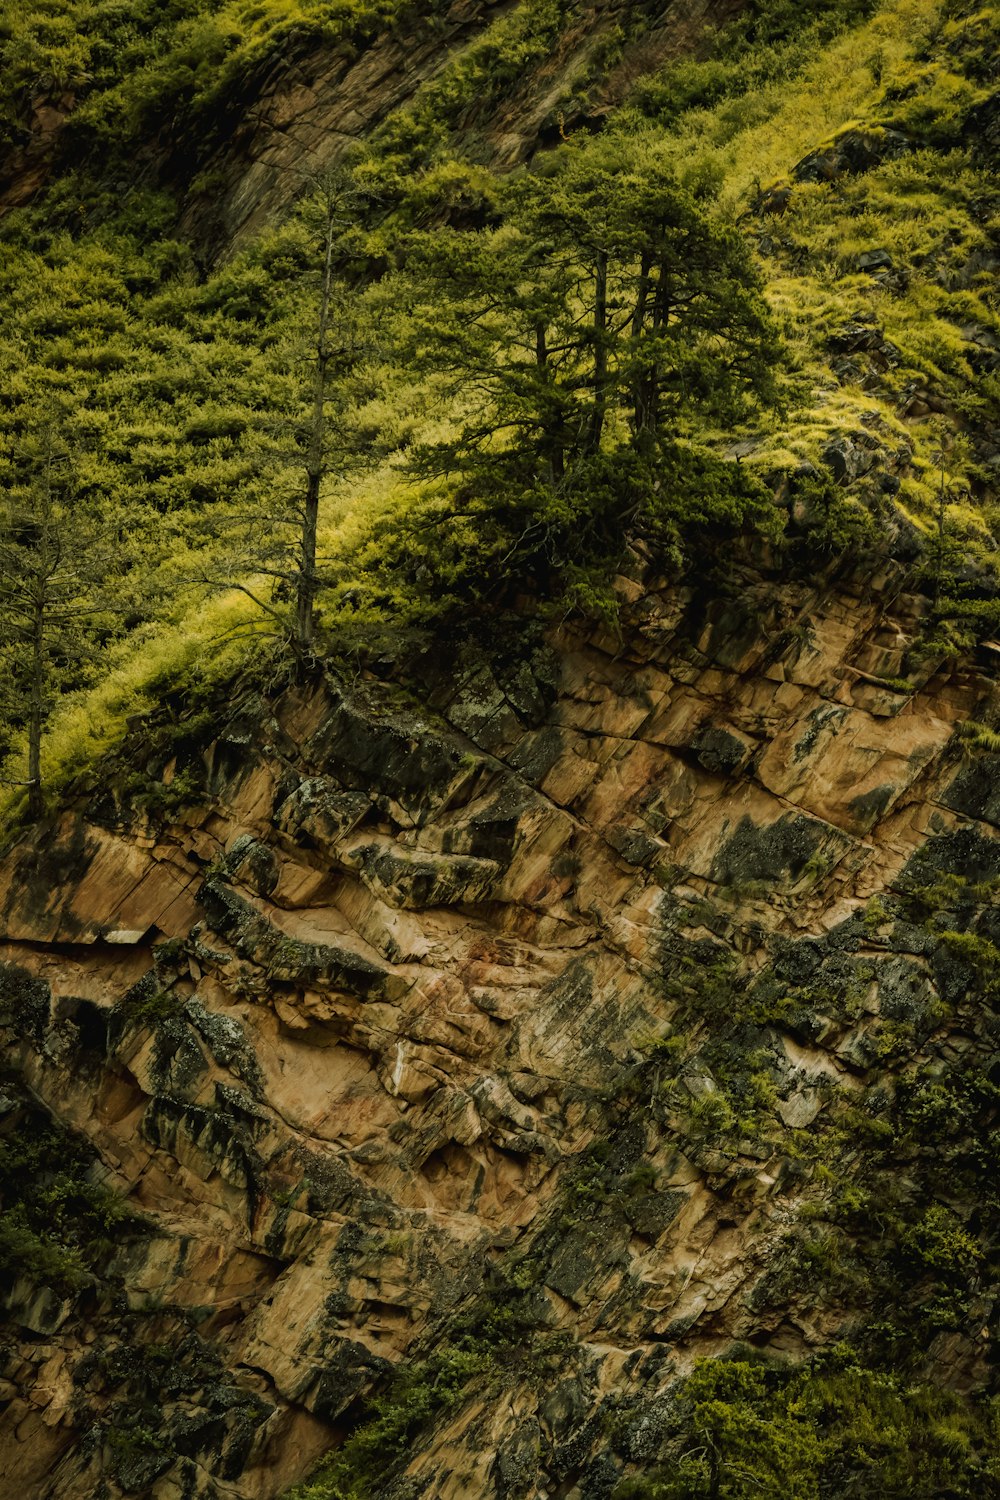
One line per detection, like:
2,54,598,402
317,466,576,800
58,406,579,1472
184,0,748,258
3,557,999,1497
0,0,748,259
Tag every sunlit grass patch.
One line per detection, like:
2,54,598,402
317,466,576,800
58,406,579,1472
0,589,259,831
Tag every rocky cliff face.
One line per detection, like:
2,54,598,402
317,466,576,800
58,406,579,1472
187,0,747,254
1,0,747,260
3,548,999,1497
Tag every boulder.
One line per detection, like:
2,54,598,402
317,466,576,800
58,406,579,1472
689,723,757,777
856,249,894,273
793,124,911,182
821,435,882,484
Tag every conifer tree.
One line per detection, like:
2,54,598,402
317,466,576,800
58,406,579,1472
392,135,782,596
191,168,371,659
0,427,119,817
291,170,369,654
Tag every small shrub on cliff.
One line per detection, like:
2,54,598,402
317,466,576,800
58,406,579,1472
614,1353,1000,1499
0,1101,143,1293
0,1210,90,1293
289,1347,491,1500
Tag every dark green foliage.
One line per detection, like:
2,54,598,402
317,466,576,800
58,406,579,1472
404,134,783,469
614,1353,1000,1499
662,944,741,1024
371,136,783,613
1,0,997,814
342,445,779,628
115,980,188,1030
291,1347,492,1499
785,472,878,558
117,764,204,818
0,1091,144,1292
289,1236,565,1499
0,170,371,799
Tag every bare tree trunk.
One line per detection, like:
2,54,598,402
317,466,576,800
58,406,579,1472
26,587,44,818
536,321,564,483
586,249,609,455
708,1439,721,1500
630,251,653,453
637,257,670,450
932,448,948,600
296,458,321,654
295,199,337,655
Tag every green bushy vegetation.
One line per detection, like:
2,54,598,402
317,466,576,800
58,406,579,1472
0,1092,144,1292
0,0,997,817
0,119,784,814
5,8,1000,1494
620,0,1000,594
289,1347,493,1500
1,0,995,816
337,133,785,622
0,168,374,815
0,0,451,155
615,1353,1000,1499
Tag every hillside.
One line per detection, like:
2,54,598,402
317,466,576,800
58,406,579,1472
1,1,1000,1497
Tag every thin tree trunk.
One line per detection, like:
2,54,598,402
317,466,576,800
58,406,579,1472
587,249,609,455
630,251,653,451
295,203,336,654
536,321,564,483
708,1439,721,1500
638,257,670,449
933,450,947,600
27,587,44,818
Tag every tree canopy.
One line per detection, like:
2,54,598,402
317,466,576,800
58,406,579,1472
0,122,786,811
370,136,783,612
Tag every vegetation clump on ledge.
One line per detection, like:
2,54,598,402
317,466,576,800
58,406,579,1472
1,0,997,817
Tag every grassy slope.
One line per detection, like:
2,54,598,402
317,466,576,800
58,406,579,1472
0,0,996,816
621,0,998,513
2,4,1000,1493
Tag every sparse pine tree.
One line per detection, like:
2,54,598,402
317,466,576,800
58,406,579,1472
384,134,783,603
0,426,121,817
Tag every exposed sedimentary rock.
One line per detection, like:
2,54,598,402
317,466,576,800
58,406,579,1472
3,557,998,1496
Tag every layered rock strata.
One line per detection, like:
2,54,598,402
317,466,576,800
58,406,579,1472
2,556,999,1496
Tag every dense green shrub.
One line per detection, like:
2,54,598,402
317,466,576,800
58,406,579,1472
615,1353,1000,1499
0,1100,143,1292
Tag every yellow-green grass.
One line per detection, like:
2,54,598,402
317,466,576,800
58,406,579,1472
0,588,259,832
639,0,999,530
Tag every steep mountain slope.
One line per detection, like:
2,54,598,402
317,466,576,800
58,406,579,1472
1,0,748,254
178,0,753,255
4,550,1000,1496
1,0,1000,1497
